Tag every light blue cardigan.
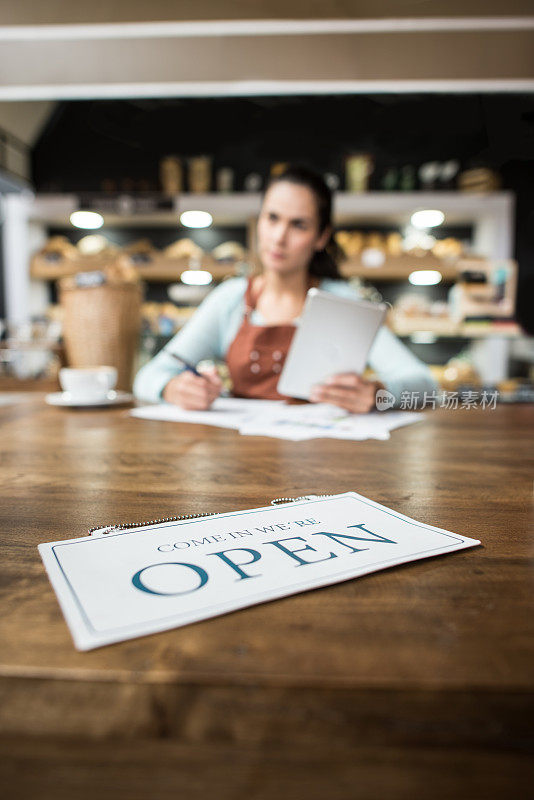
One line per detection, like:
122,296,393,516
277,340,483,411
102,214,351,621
134,277,437,404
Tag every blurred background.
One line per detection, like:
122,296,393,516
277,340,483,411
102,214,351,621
0,0,533,397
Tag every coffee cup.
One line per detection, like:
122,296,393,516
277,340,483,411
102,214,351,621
59,366,117,400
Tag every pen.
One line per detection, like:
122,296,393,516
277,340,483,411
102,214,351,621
168,352,203,377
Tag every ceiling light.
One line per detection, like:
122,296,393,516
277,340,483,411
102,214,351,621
180,210,213,228
410,209,445,229
180,270,213,286
408,270,442,286
70,210,104,229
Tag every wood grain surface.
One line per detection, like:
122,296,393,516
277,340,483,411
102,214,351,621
1,397,533,798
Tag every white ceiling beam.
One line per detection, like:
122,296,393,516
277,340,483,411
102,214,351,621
2,80,534,102
1,22,532,101
0,17,533,40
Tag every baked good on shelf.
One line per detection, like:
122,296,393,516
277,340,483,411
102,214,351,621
77,234,118,256
335,230,364,258
39,236,78,261
385,232,403,257
164,238,204,260
211,241,246,262
432,238,463,259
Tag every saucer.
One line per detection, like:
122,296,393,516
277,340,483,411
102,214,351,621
45,390,134,408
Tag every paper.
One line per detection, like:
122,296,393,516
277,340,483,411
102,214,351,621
130,397,281,430
38,492,480,651
131,398,423,441
238,403,423,441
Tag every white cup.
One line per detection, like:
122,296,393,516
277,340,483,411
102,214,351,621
59,366,117,400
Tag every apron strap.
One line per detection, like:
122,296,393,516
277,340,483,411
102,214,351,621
244,274,319,317
243,277,260,316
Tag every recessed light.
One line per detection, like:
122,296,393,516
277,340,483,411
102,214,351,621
410,209,445,229
408,270,442,286
180,270,213,286
70,211,104,229
180,210,213,228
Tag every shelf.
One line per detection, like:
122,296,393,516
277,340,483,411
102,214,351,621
28,191,514,228
32,251,463,284
30,253,247,283
333,191,514,226
31,254,117,280
29,193,262,228
135,258,245,282
391,320,523,339
340,253,460,281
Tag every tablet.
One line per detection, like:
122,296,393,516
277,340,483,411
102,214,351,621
277,289,387,400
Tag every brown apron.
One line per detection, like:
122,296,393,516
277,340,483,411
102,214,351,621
226,278,302,400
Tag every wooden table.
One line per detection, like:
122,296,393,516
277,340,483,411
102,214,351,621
1,397,533,799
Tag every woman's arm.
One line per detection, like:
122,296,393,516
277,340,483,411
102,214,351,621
367,324,438,403
133,278,246,403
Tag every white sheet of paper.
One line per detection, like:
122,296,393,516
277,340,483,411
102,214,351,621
131,397,282,430
39,492,480,651
131,399,423,441
238,405,423,441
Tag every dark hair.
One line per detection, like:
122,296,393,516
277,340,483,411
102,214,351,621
263,165,341,280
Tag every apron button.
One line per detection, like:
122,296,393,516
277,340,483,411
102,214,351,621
250,350,259,360
272,350,282,360
272,363,282,373
250,363,261,374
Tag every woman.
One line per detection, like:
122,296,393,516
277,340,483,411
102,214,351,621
134,166,436,410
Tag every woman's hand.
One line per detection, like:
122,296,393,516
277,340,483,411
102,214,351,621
163,367,223,410
309,373,382,413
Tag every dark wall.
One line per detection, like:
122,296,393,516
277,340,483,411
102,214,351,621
32,94,534,196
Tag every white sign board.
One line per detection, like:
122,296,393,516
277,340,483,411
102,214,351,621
39,493,480,651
